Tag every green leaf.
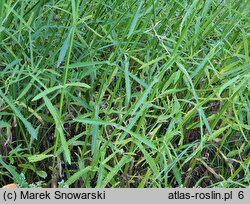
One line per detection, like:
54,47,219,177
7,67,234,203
28,154,54,163
127,1,143,38
208,125,230,141
0,156,23,184
75,118,157,150
63,61,110,69
101,155,131,187
32,82,90,101
0,121,11,128
0,88,38,140
124,56,131,108
57,27,73,68
218,76,240,96
65,166,93,186
91,105,100,156
43,96,71,164
37,171,48,179
136,142,159,176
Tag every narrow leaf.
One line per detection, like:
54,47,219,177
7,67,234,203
28,154,54,163
0,88,38,140
32,82,90,101
101,156,131,187
65,166,93,186
43,96,71,164
127,1,143,38
57,27,73,68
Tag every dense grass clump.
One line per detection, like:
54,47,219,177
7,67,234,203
0,0,249,188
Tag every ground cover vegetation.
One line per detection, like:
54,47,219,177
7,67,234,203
0,0,249,188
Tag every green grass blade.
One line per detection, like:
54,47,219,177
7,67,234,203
101,155,131,187
43,96,71,164
0,88,38,140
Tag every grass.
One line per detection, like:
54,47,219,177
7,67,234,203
0,0,249,188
